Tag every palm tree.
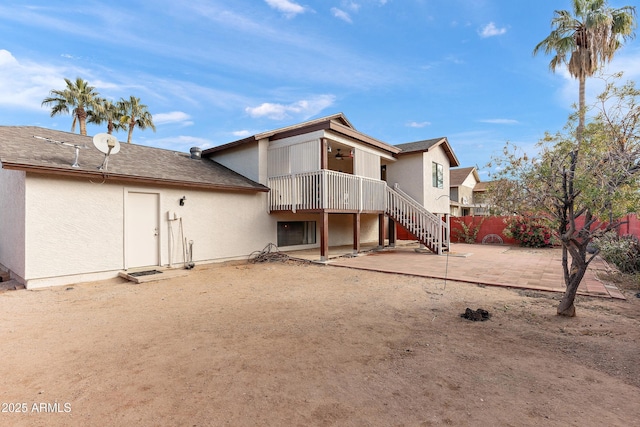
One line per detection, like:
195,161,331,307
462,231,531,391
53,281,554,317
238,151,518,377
42,77,100,136
533,0,636,316
88,98,126,135
118,96,156,143
533,0,636,143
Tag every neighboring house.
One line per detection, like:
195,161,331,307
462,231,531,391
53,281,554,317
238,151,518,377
471,181,491,216
449,167,491,217
0,114,458,289
449,166,481,216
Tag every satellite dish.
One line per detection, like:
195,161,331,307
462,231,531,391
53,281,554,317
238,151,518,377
93,133,120,170
93,133,120,154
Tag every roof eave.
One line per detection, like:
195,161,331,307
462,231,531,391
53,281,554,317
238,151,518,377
1,162,269,193
202,113,401,157
327,122,401,155
202,135,258,156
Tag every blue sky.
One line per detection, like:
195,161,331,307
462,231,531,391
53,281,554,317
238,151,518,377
1,0,639,178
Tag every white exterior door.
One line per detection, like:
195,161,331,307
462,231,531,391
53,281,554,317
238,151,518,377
126,192,160,268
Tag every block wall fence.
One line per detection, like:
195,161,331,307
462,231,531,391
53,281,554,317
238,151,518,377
438,214,640,245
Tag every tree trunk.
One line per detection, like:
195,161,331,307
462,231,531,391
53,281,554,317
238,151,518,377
557,249,587,317
127,122,135,144
577,74,585,146
77,107,88,136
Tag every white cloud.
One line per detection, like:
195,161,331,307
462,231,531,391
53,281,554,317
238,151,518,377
232,130,252,137
0,49,17,67
478,119,519,124
0,49,72,111
445,55,465,65
479,22,507,38
343,1,361,12
331,7,353,23
142,135,213,151
264,0,306,17
153,111,193,126
245,94,336,120
555,48,640,112
406,121,431,128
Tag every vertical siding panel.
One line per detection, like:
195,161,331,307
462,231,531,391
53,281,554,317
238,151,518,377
354,148,380,180
291,140,320,174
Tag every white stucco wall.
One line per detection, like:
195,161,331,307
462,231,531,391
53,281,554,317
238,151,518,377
170,187,273,263
208,143,261,184
22,174,275,288
272,212,380,249
386,146,451,214
0,168,26,280
25,175,126,286
423,147,450,214
326,214,378,246
462,173,477,189
386,153,424,204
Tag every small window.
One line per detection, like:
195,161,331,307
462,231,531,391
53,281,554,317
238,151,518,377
277,221,316,247
432,162,443,189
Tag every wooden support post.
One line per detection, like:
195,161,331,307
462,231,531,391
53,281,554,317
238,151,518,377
321,138,328,170
378,214,385,248
388,217,396,248
353,213,361,254
320,211,329,261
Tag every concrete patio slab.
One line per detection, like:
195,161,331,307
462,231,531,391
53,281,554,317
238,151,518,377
324,242,625,300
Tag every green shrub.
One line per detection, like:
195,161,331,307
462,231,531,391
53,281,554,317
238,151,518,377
503,215,555,248
593,233,640,273
453,217,484,244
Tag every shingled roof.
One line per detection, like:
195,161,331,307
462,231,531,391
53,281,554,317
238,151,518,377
0,126,268,192
473,181,490,192
395,137,460,167
450,167,480,187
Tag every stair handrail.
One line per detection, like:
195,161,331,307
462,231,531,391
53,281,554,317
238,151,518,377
385,184,447,254
387,184,444,225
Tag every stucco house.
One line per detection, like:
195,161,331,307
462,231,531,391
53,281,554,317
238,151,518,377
470,181,490,216
0,114,459,289
449,166,489,217
0,126,271,288
386,138,460,241
388,138,460,214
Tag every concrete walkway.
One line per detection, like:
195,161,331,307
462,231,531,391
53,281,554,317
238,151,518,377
324,242,625,300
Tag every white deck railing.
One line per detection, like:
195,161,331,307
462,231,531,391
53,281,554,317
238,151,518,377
268,170,386,213
268,172,448,254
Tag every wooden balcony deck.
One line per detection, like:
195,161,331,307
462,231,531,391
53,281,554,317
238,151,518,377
268,170,386,213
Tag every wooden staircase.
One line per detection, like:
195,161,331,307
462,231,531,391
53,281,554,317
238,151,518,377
385,184,448,254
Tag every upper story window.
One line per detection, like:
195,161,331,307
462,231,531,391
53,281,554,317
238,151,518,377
432,162,443,189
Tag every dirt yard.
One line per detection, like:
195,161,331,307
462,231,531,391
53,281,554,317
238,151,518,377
1,260,639,426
